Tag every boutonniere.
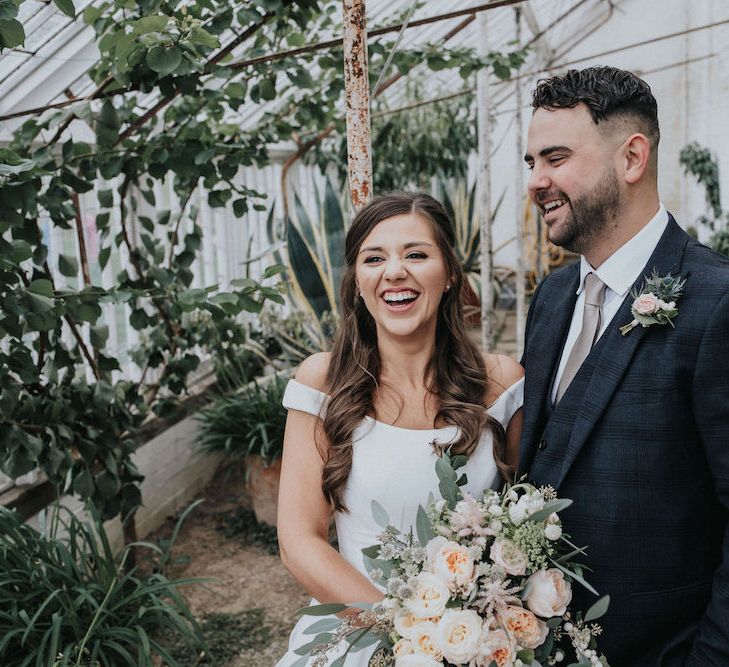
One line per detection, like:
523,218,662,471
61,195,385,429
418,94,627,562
620,270,686,335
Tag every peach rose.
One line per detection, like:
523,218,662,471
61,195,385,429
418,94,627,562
428,538,477,591
524,568,572,618
499,605,549,649
474,625,516,667
633,293,659,315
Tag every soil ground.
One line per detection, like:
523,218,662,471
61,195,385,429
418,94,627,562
150,463,309,666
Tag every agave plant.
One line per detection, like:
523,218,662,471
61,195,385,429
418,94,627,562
438,178,507,308
261,176,348,361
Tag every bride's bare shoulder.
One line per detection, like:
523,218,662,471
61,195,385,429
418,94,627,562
482,352,524,405
295,352,332,393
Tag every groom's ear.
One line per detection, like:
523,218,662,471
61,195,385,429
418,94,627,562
622,132,652,185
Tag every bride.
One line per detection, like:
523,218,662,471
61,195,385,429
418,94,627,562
275,192,524,666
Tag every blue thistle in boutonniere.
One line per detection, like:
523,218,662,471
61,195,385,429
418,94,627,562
620,270,686,335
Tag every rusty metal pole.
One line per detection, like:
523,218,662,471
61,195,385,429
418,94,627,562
514,7,526,359
476,10,494,350
342,0,373,211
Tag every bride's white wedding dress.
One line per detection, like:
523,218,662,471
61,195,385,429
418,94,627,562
276,377,524,667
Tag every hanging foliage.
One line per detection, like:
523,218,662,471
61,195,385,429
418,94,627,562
0,0,529,522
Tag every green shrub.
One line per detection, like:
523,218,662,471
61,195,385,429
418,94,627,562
196,374,288,465
0,505,205,666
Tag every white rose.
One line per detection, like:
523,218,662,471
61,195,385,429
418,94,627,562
395,653,441,667
524,568,573,618
393,638,415,656
428,539,477,591
544,523,562,541
404,572,450,618
489,538,528,576
436,609,483,664
508,496,531,524
394,610,421,640
474,625,516,667
411,621,442,660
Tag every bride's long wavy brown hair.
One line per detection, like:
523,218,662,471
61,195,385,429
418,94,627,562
321,192,508,512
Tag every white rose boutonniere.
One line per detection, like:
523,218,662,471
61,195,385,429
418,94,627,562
620,270,686,335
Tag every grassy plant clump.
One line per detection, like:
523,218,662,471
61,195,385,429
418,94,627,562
216,506,279,555
196,374,287,465
0,506,205,666
164,609,272,665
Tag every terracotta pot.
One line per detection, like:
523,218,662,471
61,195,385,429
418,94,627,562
245,455,282,527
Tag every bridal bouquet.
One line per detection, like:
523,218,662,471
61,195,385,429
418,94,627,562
297,453,609,667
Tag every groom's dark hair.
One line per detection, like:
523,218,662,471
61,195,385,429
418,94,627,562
532,66,660,154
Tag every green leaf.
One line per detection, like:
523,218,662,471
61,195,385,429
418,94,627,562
370,499,389,529
146,46,182,77
416,505,434,546
28,279,53,298
0,0,18,21
189,26,218,49
90,324,109,348
232,198,248,217
584,595,610,623
98,189,113,208
58,254,78,277
263,264,287,279
96,470,121,498
98,246,111,269
527,498,573,524
73,468,94,496
259,76,275,101
0,19,24,49
52,0,75,18
549,558,599,596
133,15,168,34
297,603,348,617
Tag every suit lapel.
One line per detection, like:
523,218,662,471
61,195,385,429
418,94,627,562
520,264,579,473
553,216,690,488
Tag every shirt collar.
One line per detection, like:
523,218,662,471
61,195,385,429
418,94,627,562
577,204,669,297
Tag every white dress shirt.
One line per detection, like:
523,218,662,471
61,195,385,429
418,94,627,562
550,204,669,403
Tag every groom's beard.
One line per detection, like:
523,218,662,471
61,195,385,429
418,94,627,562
547,169,621,255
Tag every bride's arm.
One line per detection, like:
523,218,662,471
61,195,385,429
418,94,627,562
276,356,383,607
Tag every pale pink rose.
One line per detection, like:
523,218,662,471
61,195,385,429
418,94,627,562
633,293,659,315
524,569,573,618
489,538,528,576
474,625,516,667
429,539,477,591
436,609,483,664
499,605,549,649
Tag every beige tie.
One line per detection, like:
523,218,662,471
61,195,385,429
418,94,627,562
556,272,607,403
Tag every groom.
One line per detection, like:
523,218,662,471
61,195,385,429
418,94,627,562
519,66,729,665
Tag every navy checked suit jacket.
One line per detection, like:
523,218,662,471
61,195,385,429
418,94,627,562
519,216,729,666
